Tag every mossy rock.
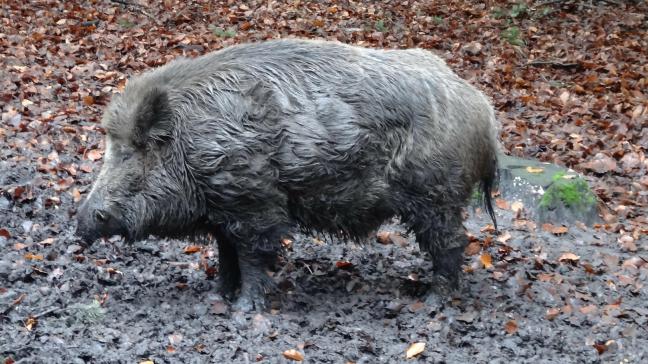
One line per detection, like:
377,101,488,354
496,154,600,225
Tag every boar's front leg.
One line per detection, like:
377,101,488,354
216,221,284,312
234,248,278,312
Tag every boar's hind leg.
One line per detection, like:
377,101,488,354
407,205,467,289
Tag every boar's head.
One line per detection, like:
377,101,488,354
76,82,203,243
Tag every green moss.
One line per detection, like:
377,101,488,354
540,175,596,209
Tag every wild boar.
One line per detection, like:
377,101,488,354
76,39,499,311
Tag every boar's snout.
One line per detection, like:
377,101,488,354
76,196,128,244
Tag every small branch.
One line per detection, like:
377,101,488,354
33,307,64,319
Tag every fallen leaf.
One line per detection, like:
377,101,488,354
39,238,55,245
376,231,391,244
281,238,293,248
83,95,95,105
139,361,154,364
183,245,201,254
335,261,353,269
480,253,493,269
526,166,544,173
405,342,425,359
282,349,304,361
559,252,580,263
495,198,509,210
25,316,37,331
546,307,560,320
504,320,518,334
542,223,568,235
510,201,524,213
13,243,27,250
0,228,10,239
24,253,44,261
480,224,496,233
86,149,103,161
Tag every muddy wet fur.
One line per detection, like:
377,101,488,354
76,39,499,311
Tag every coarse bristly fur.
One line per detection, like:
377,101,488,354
76,38,500,311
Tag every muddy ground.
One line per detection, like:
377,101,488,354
1,173,646,363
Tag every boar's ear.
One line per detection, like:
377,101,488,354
132,87,173,148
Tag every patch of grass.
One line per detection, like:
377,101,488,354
491,7,506,19
209,25,236,38
540,175,596,209
375,20,387,32
501,26,525,46
509,3,528,18
492,3,528,20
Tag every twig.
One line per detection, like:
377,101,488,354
525,60,580,69
33,307,64,319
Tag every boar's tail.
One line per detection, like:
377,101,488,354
481,155,498,232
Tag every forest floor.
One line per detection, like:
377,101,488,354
1,1,646,363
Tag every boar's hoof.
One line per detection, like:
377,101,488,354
432,247,464,288
217,277,239,300
232,291,267,312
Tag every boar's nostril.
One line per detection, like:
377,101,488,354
95,210,109,222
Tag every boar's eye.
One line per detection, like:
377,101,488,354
120,151,133,162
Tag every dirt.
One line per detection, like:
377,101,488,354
1,177,646,363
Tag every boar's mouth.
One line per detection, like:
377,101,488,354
75,211,131,245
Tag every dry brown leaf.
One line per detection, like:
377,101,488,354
480,224,496,233
281,238,293,248
542,223,568,235
335,261,353,269
510,201,524,213
282,349,304,361
480,253,493,269
183,245,201,254
83,95,95,106
559,252,580,263
526,166,544,173
504,320,518,334
546,307,560,320
0,228,10,239
25,316,37,331
86,149,103,161
405,342,425,359
13,242,27,250
39,238,55,245
24,253,44,261
495,198,509,210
